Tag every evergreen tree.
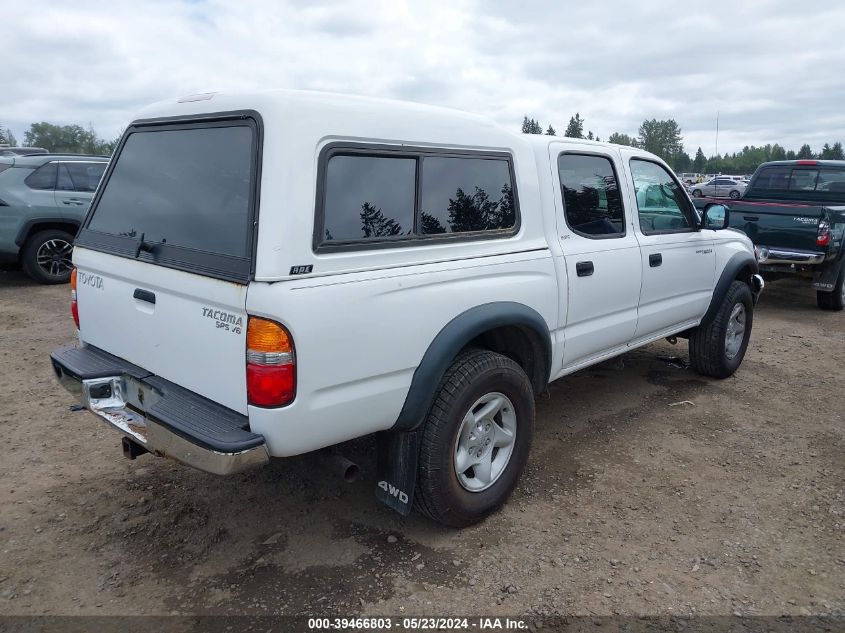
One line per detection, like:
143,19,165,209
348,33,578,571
693,147,706,172
771,144,786,161
420,211,446,235
608,132,634,146
832,142,845,160
586,131,594,141
521,116,543,134
564,113,585,139
545,125,556,136
359,202,404,238
820,143,834,159
797,144,814,159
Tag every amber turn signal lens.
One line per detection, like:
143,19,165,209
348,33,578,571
70,267,77,291
247,316,292,353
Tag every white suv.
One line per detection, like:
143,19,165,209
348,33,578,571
52,90,763,527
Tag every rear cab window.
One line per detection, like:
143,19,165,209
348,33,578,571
77,114,261,283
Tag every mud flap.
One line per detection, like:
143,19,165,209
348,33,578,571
812,259,843,292
375,430,418,515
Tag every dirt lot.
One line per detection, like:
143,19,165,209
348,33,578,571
0,269,843,621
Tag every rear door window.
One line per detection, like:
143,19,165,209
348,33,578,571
558,153,625,237
79,118,259,282
59,162,107,192
25,162,57,190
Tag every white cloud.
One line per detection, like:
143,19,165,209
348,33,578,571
3,0,845,156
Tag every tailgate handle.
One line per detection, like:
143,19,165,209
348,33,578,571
133,289,156,304
743,216,759,222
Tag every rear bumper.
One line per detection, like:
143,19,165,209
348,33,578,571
51,344,269,475
755,245,826,266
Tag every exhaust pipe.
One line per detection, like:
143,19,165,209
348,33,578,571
323,453,360,483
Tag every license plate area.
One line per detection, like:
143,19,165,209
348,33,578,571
82,375,160,444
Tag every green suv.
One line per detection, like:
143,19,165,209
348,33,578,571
0,154,108,283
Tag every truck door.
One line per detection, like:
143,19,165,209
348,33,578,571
624,157,715,339
550,144,642,369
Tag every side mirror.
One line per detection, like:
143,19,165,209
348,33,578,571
701,203,730,230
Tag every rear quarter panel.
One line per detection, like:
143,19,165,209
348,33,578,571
246,251,557,456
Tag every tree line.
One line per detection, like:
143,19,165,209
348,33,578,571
522,113,844,175
0,121,118,155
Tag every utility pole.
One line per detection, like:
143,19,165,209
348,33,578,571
715,111,720,158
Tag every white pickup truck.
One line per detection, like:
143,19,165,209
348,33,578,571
52,90,763,527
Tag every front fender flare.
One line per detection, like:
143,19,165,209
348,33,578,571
702,252,758,323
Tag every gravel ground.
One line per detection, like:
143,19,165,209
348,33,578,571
0,269,843,621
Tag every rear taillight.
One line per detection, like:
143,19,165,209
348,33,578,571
246,316,295,407
817,219,831,247
70,267,79,329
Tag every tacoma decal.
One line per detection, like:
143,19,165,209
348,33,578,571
202,307,244,334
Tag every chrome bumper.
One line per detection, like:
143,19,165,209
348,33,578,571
53,348,269,476
755,246,826,266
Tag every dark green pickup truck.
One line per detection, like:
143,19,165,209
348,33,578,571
693,160,845,310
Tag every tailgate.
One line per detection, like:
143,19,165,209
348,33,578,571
728,201,824,251
72,114,260,414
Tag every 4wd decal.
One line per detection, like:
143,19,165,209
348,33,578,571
202,307,243,334
378,480,409,505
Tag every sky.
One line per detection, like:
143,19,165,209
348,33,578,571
3,0,845,157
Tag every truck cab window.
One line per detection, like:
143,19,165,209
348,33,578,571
558,153,625,237
630,159,694,234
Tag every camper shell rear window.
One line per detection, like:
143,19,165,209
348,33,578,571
77,112,262,283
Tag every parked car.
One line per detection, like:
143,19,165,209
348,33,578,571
677,172,702,185
0,146,49,156
51,90,763,527
0,153,108,283
693,159,845,310
690,177,747,199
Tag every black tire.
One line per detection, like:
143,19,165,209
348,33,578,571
415,349,534,528
817,262,844,311
20,229,75,284
689,281,754,379
729,190,740,199
692,189,703,198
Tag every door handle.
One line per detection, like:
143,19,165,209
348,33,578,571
133,288,156,304
576,261,594,277
649,253,663,267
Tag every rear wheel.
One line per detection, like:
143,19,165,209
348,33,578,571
21,230,75,284
817,262,845,311
689,281,754,378
729,190,740,199
415,350,534,527
692,189,703,198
